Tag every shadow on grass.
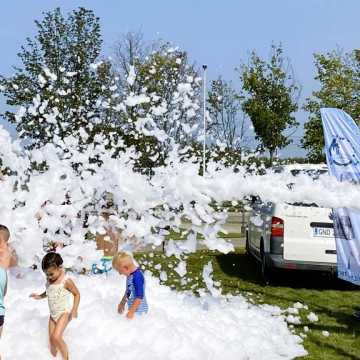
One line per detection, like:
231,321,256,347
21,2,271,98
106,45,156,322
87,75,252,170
141,249,360,358
305,334,360,360
216,251,360,339
216,252,357,291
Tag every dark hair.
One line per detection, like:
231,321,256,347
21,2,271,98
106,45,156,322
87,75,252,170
41,252,63,271
0,225,10,239
0,224,9,233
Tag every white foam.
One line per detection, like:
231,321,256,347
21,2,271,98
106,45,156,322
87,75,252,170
1,271,307,360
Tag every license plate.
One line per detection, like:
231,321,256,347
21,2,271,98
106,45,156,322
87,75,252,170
312,227,334,238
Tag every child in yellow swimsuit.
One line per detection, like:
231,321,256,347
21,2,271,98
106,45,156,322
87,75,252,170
30,252,80,360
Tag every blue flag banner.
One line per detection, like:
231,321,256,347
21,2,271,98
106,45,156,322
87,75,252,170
321,108,360,285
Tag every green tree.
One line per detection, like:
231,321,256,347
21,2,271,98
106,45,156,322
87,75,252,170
302,49,360,162
113,36,202,170
135,43,201,143
239,44,299,163
0,7,118,148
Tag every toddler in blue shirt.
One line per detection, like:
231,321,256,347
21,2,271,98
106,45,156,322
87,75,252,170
112,252,148,318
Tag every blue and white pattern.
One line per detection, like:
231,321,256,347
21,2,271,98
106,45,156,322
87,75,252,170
321,108,360,285
126,268,148,314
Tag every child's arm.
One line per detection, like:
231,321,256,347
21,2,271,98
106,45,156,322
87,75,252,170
118,291,127,314
65,279,80,319
127,298,142,319
30,291,47,300
0,247,11,269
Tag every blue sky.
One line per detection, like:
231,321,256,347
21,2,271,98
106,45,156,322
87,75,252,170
1,0,359,157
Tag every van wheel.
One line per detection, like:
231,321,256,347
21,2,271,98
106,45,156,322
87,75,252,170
260,243,273,285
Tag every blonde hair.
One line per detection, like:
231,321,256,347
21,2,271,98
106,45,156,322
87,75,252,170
112,252,134,268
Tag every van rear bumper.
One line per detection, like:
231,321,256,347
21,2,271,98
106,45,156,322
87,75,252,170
266,254,337,272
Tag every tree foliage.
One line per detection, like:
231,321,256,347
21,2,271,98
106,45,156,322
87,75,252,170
239,45,299,163
207,77,248,152
302,49,360,162
0,7,117,148
112,36,202,169
114,37,201,141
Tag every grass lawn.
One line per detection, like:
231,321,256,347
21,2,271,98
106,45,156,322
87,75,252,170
135,248,360,360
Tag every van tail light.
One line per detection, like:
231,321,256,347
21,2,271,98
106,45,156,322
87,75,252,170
270,216,284,255
271,217,284,237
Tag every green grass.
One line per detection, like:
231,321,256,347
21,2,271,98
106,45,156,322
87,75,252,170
135,249,360,360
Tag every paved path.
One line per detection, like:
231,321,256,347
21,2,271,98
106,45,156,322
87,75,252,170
135,211,249,253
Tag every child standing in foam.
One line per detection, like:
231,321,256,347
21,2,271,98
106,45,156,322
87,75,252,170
0,225,12,349
30,252,80,360
112,252,148,318
0,225,11,360
0,265,6,334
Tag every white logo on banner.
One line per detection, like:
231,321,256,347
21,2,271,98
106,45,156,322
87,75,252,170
321,108,360,285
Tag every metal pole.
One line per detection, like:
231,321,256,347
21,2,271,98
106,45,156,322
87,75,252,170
202,64,207,174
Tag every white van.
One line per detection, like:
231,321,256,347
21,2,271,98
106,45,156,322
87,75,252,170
246,164,337,282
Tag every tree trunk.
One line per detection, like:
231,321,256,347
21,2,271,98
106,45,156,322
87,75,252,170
269,149,275,166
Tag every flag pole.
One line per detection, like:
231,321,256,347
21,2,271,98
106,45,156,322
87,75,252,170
202,64,207,174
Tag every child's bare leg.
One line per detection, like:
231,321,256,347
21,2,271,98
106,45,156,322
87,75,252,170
50,313,70,360
48,317,58,357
